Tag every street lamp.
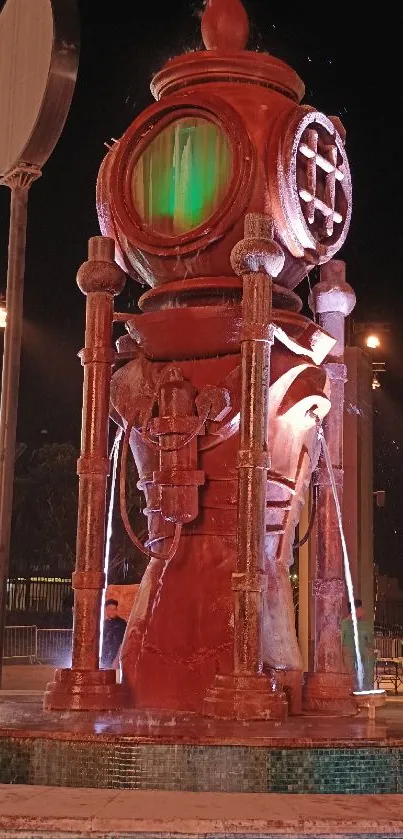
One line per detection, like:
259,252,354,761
352,322,389,391
353,321,390,347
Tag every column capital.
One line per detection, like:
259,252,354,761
77,236,126,296
0,163,41,191
230,213,285,278
309,260,355,317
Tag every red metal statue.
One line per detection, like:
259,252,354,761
45,0,354,718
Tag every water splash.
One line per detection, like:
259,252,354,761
353,689,384,695
99,428,123,663
318,426,365,691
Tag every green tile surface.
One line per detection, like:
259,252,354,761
0,736,401,793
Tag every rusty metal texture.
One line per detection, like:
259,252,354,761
304,260,357,715
49,0,355,719
44,238,127,711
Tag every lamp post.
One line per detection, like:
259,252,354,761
352,322,389,390
0,168,39,683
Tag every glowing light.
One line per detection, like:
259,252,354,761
132,117,232,236
0,305,6,329
366,334,380,349
372,374,381,390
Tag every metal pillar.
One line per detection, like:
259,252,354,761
0,165,40,684
204,213,288,721
304,259,357,714
44,236,128,710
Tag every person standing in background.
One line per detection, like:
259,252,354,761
101,598,127,668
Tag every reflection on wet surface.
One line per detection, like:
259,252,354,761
0,694,401,745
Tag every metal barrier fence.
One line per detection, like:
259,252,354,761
37,629,72,666
3,626,72,665
4,626,401,666
6,578,73,627
3,625,37,662
374,636,403,659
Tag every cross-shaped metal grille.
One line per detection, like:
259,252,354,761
297,125,345,238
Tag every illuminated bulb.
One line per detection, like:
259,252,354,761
366,334,380,349
0,305,6,329
372,374,381,390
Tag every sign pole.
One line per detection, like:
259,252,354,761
0,166,40,683
0,0,79,673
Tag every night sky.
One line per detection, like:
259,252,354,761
0,1,402,579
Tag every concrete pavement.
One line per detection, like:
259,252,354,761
1,785,403,836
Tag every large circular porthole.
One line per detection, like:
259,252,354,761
110,94,254,257
131,116,233,237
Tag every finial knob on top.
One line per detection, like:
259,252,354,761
231,214,285,278
201,0,249,51
310,260,356,317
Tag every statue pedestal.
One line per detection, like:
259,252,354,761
44,668,129,711
203,674,288,721
303,671,357,715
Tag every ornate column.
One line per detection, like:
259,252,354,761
44,236,127,710
0,165,41,684
304,259,356,714
204,213,288,721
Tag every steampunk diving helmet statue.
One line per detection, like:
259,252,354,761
45,0,354,718
98,0,353,719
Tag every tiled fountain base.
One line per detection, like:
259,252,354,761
1,695,403,793
2,738,403,793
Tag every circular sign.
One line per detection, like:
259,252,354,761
0,0,79,177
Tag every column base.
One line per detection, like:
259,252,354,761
43,668,130,711
303,671,357,716
274,669,303,715
203,673,288,721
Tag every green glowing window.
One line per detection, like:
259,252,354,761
131,116,233,236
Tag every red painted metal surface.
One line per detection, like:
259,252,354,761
304,260,356,715
51,0,354,717
44,237,128,711
97,2,350,293
111,297,333,716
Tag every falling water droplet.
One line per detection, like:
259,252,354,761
319,428,365,690
99,428,123,663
